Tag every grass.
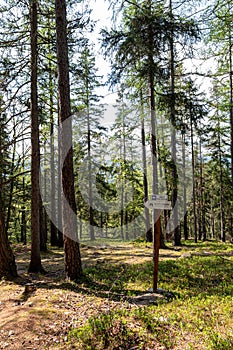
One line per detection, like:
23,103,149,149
1,240,232,349
68,240,233,349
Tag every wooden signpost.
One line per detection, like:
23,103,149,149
145,195,171,292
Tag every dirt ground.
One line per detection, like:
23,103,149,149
0,243,160,350
0,242,219,350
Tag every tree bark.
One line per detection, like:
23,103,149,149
0,199,17,278
217,120,226,242
28,0,44,273
169,0,181,246
55,0,82,281
182,131,188,240
6,119,16,234
148,0,162,291
140,89,152,242
40,196,47,252
87,89,95,241
49,67,59,247
190,114,197,243
21,139,27,245
228,12,233,197
57,119,64,247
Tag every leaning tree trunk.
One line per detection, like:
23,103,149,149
55,0,82,281
0,205,17,278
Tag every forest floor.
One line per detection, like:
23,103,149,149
0,239,233,350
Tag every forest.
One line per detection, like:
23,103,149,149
0,0,233,349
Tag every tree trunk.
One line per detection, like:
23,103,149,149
218,121,226,242
123,116,129,241
190,115,197,243
87,99,95,241
140,90,152,242
229,18,233,197
21,203,27,245
182,131,188,240
28,0,44,273
21,138,27,245
55,0,82,281
197,141,202,241
6,119,16,234
169,0,180,246
0,200,17,278
148,0,162,291
47,41,59,247
40,196,47,252
119,131,124,240
57,120,64,248
50,101,59,246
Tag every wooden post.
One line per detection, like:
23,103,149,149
153,210,161,292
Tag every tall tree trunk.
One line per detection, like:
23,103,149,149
55,0,82,281
190,114,197,243
57,120,63,247
87,93,95,241
28,0,44,273
47,28,59,247
148,0,161,291
21,203,27,245
149,70,161,291
140,89,152,242
40,195,47,252
182,130,188,240
119,126,124,240
169,0,180,246
229,15,233,197
198,139,207,241
40,142,48,251
217,121,226,242
122,115,129,240
6,119,16,234
198,140,202,241
21,139,27,245
50,97,58,246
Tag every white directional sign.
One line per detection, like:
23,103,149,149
145,199,172,210
151,194,168,201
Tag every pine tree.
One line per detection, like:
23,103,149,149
55,0,82,281
73,41,104,241
28,0,44,273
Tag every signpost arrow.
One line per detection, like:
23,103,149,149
145,200,172,210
